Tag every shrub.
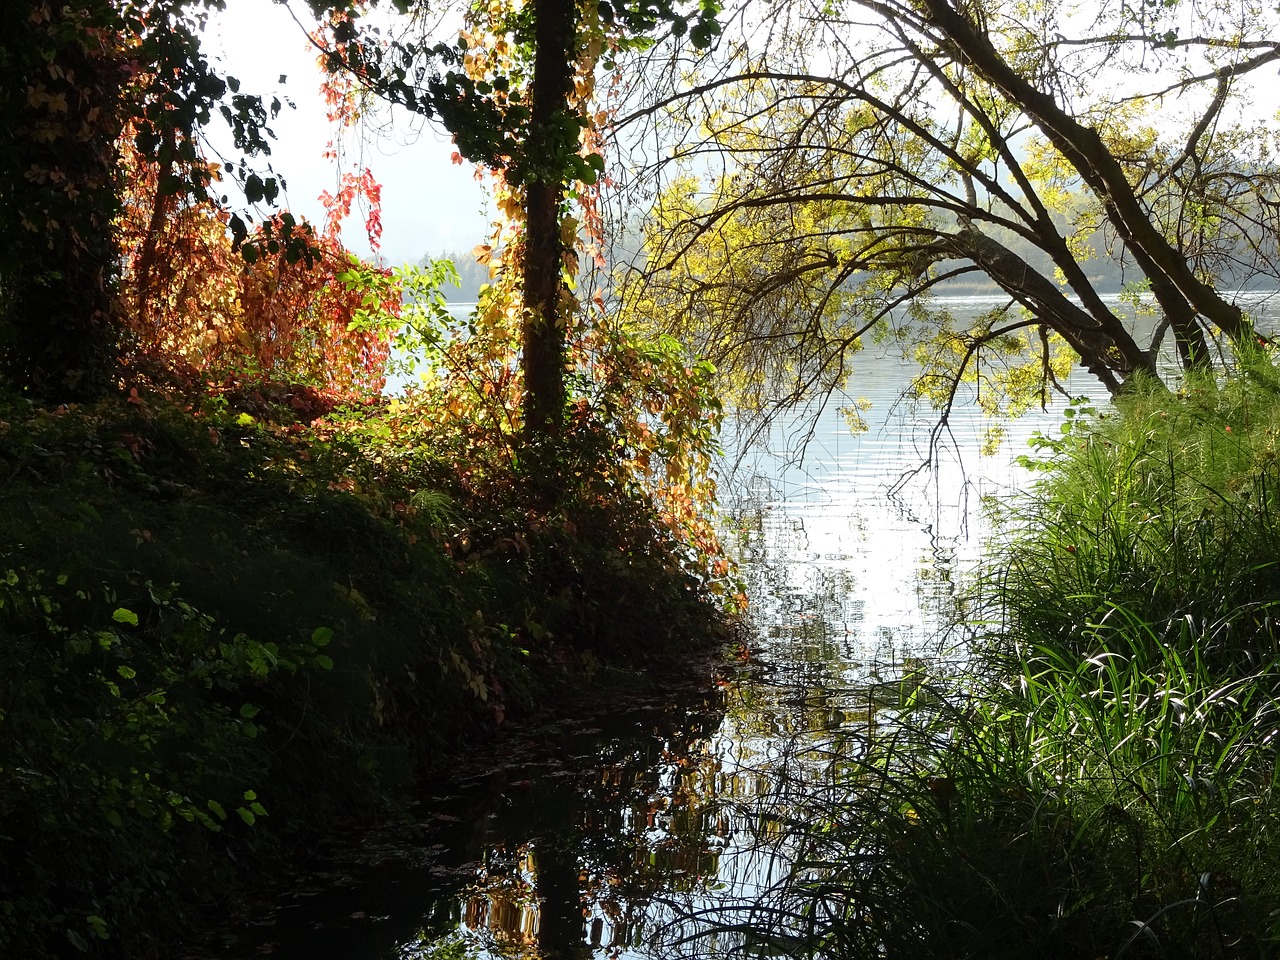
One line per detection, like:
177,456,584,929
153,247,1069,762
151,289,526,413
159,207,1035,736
0,568,331,955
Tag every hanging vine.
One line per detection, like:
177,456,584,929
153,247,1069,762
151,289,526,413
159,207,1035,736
117,119,400,403
304,0,738,599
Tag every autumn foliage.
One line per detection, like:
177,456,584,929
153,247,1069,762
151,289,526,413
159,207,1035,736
116,129,398,404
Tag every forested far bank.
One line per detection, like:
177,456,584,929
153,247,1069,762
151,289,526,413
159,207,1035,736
419,251,491,302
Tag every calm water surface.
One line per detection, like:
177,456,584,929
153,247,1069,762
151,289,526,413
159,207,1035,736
216,293,1279,960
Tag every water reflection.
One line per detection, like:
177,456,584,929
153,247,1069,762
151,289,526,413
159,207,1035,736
216,379,1056,960
395,690,736,960
207,685,733,960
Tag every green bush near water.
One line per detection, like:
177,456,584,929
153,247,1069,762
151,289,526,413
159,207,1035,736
0,387,727,958
743,353,1280,959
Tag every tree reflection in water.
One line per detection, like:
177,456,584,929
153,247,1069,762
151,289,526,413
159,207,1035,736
393,681,733,960
427,480,969,960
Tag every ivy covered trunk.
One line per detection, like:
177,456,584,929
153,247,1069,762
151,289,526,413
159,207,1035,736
0,3,125,401
521,0,577,450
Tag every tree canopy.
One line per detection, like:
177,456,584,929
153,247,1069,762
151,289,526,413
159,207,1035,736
610,0,1280,420
0,0,312,400
308,0,723,453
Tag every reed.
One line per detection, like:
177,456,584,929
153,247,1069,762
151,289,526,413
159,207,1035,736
690,355,1280,958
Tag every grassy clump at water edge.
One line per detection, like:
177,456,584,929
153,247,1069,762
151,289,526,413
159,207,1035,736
690,357,1280,959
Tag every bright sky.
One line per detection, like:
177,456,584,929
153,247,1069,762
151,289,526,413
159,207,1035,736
203,0,491,264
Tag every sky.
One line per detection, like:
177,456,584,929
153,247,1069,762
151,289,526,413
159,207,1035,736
203,0,492,264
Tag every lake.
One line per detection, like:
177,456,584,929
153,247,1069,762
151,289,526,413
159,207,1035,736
207,292,1279,959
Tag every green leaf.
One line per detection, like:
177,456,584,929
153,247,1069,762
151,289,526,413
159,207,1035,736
112,608,139,626
87,915,109,940
239,703,260,719
207,799,227,820
310,626,334,647
314,654,333,671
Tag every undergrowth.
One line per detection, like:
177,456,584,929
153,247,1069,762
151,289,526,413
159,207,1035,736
0,379,729,958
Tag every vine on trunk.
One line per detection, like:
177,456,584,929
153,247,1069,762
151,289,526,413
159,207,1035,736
311,0,739,602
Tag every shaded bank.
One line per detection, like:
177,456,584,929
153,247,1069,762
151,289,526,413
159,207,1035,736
0,384,732,958
193,667,734,959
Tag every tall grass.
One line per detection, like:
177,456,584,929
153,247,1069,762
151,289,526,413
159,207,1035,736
693,355,1280,959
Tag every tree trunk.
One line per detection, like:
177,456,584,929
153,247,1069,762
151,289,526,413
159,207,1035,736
0,4,124,401
947,224,1156,393
522,0,577,449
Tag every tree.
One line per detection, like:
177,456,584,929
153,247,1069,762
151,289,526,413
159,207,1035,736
0,2,127,400
611,0,1280,420
308,0,584,451
0,0,300,402
309,0,721,453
